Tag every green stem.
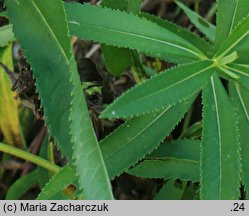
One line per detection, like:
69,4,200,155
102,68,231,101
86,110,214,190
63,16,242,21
194,0,200,13
179,105,194,139
0,142,60,173
205,3,217,21
131,52,147,83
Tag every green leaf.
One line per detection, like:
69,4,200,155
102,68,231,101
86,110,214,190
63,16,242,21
7,0,73,158
101,97,195,179
149,139,200,161
6,0,113,199
0,25,14,47
101,61,214,118
70,57,113,199
139,13,214,57
65,3,207,63
225,63,249,88
6,170,39,200
128,157,200,182
101,0,127,10
201,74,240,199
215,15,249,64
183,122,202,139
101,0,141,76
0,11,8,18
154,180,187,200
215,0,249,48
143,65,157,77
37,136,50,189
175,1,215,42
102,46,133,76
0,46,24,148
37,165,78,200
128,136,200,181
229,82,249,199
102,0,142,12
140,13,214,58
181,183,199,200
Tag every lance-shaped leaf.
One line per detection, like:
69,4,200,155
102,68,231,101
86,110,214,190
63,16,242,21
101,0,142,76
149,139,200,160
225,63,249,88
37,100,194,195
65,3,207,63
229,82,249,199
7,0,73,158
6,170,39,200
140,13,214,58
101,61,214,118
154,180,187,200
215,15,249,64
0,25,14,47
6,0,113,199
175,1,215,42
128,158,199,182
215,0,249,48
37,165,78,200
101,97,195,179
128,138,200,182
0,46,24,148
201,74,240,200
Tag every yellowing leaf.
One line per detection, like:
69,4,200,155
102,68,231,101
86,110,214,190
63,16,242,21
0,46,24,148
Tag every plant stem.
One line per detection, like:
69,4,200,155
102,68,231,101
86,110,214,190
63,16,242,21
0,142,60,173
179,105,194,139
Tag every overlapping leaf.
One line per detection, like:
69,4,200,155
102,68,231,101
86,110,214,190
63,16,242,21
176,1,215,42
215,15,249,64
140,13,214,58
6,0,113,200
129,158,199,182
201,74,240,199
149,139,200,160
101,0,142,76
128,138,200,182
216,0,249,48
101,61,214,118
39,98,195,197
225,63,249,88
101,97,195,179
65,3,207,63
37,165,78,200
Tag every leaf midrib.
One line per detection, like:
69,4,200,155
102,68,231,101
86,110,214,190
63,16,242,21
143,157,199,164
117,63,213,109
68,21,205,59
103,106,171,160
235,84,249,121
217,27,249,58
229,0,239,34
226,65,249,78
147,156,200,164
210,76,222,199
31,1,70,66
